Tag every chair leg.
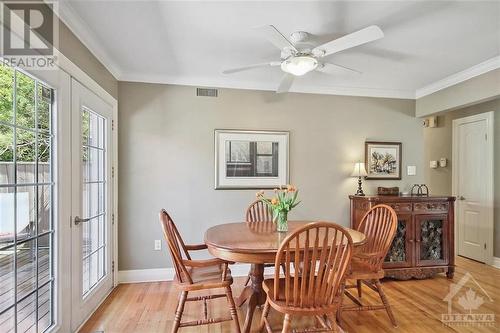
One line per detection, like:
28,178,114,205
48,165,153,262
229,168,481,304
259,299,271,332
282,314,292,333
356,279,362,298
171,291,187,333
331,317,339,333
375,280,398,327
225,286,241,333
336,284,346,329
244,273,251,286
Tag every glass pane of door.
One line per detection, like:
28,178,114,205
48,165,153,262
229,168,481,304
416,215,448,266
385,220,408,262
0,66,54,332
384,215,412,268
419,219,445,260
81,109,107,296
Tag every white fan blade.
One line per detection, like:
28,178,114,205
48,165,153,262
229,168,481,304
316,63,361,75
223,61,280,74
256,25,297,52
276,74,294,94
312,25,384,57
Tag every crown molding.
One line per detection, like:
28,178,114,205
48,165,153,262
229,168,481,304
120,72,416,99
415,56,500,99
57,0,122,79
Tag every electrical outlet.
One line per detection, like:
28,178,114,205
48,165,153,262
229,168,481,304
154,239,161,251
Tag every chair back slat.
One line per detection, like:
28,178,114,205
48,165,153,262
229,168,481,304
357,204,398,271
272,222,353,309
246,200,273,223
159,209,193,284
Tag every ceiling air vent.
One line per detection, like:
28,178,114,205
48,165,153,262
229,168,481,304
196,87,218,97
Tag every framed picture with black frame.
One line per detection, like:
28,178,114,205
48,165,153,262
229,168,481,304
365,141,402,180
214,130,289,189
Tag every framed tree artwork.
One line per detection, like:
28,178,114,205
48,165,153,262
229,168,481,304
214,130,289,189
365,141,402,180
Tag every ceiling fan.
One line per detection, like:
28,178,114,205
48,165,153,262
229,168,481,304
223,25,384,93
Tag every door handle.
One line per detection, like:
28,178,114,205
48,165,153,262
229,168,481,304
74,216,91,225
458,196,466,201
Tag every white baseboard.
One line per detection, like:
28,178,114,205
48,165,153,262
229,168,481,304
492,257,500,269
118,263,252,284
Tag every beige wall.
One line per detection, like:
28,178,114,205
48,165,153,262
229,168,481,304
117,82,424,270
416,69,500,117
423,98,500,256
58,22,118,99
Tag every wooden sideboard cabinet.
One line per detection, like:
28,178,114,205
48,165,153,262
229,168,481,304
349,195,456,280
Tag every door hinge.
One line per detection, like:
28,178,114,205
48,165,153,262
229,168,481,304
112,213,115,225
485,133,487,141
112,119,115,131
112,261,115,272
484,243,487,250
112,166,115,178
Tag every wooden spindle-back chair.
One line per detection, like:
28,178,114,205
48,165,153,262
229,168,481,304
259,222,354,333
246,199,273,223
339,204,398,327
159,209,241,333
243,200,277,287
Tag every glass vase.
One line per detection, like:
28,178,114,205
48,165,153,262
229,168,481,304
275,211,288,232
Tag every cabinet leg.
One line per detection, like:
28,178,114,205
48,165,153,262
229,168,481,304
446,267,454,279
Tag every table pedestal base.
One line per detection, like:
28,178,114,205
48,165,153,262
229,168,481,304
235,264,266,333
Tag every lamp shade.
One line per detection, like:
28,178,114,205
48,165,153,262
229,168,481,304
351,162,368,177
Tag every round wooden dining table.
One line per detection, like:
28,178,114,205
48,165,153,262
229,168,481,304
204,221,366,333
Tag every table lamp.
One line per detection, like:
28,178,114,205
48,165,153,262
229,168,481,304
351,162,368,196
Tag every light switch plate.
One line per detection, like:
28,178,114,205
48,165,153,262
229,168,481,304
430,160,438,169
407,165,416,176
154,240,161,251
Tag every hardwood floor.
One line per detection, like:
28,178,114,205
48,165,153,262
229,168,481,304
79,257,499,333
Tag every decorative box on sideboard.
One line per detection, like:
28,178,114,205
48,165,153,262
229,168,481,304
349,195,456,280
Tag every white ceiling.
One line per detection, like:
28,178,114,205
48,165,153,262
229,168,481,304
60,0,500,99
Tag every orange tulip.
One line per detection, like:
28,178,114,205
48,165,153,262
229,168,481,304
271,198,279,205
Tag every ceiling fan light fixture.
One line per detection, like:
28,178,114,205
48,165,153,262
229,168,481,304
281,56,318,76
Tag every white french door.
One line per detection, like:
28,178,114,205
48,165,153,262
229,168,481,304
70,79,113,331
0,64,71,333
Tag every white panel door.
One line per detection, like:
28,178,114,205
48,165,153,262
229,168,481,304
70,79,114,331
454,112,493,263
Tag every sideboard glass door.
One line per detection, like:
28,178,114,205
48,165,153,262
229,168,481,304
415,214,448,266
384,214,413,268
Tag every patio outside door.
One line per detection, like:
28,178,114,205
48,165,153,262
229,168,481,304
70,79,114,331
